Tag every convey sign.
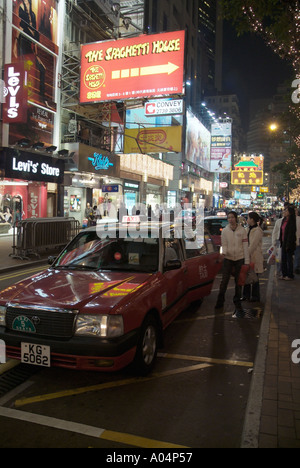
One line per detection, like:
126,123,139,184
80,31,185,103
145,99,183,116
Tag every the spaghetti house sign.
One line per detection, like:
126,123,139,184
80,31,185,103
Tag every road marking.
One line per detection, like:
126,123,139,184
99,430,187,448
0,359,20,376
158,353,253,368
176,311,234,322
0,406,187,448
14,363,212,408
0,265,46,281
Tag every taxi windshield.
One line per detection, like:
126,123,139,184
53,231,159,273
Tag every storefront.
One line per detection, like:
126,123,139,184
0,148,64,222
62,143,121,223
120,153,173,213
123,181,140,214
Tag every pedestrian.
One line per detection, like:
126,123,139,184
271,202,290,276
215,211,250,318
84,202,92,218
242,212,264,302
84,202,94,227
279,205,297,280
93,205,101,223
295,207,300,274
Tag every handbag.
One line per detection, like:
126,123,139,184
238,263,255,286
245,267,258,285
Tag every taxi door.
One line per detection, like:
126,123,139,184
184,232,221,303
160,236,189,327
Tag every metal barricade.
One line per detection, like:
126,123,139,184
10,218,81,260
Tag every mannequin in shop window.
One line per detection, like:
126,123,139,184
3,208,12,224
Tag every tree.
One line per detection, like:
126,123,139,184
270,106,300,200
220,0,300,73
221,0,300,201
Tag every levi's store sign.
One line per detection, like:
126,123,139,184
80,31,185,103
5,149,64,184
3,64,28,123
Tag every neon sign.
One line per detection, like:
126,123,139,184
88,153,114,171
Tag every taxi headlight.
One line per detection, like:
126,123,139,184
75,315,124,338
0,306,6,326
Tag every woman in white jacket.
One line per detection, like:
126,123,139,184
215,211,249,317
242,212,264,302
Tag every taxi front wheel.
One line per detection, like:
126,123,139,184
133,314,158,375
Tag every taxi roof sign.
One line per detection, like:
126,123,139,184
122,216,141,224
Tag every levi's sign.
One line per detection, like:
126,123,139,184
80,31,185,103
5,149,64,184
12,157,60,177
3,63,28,123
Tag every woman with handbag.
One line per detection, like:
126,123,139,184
242,212,264,302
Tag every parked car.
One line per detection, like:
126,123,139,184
0,220,222,374
204,214,247,248
204,215,229,248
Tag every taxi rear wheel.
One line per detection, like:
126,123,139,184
134,314,158,375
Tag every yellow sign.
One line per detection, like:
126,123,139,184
124,126,182,154
231,170,264,185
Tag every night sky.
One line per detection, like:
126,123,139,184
222,21,294,131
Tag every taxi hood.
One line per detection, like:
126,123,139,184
0,268,153,312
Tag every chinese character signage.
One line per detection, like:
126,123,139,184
124,126,182,154
80,31,185,103
231,154,264,185
210,122,232,173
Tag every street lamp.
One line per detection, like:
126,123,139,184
269,123,278,132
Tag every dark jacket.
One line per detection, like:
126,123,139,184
280,218,296,252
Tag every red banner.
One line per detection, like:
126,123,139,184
80,31,185,103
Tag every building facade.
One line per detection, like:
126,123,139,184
1,0,229,223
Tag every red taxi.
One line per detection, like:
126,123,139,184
0,221,222,374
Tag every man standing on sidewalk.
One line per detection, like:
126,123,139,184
215,211,250,318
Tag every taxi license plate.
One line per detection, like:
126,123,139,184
21,343,50,367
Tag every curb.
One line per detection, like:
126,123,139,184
240,264,274,448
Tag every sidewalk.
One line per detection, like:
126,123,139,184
0,232,50,273
241,265,300,448
0,232,300,447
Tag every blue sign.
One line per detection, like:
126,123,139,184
88,152,114,171
102,185,119,193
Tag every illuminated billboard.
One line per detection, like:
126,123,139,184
185,110,211,171
210,121,232,173
231,154,264,185
80,31,185,103
124,126,182,154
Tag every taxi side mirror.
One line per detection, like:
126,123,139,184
164,259,182,271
